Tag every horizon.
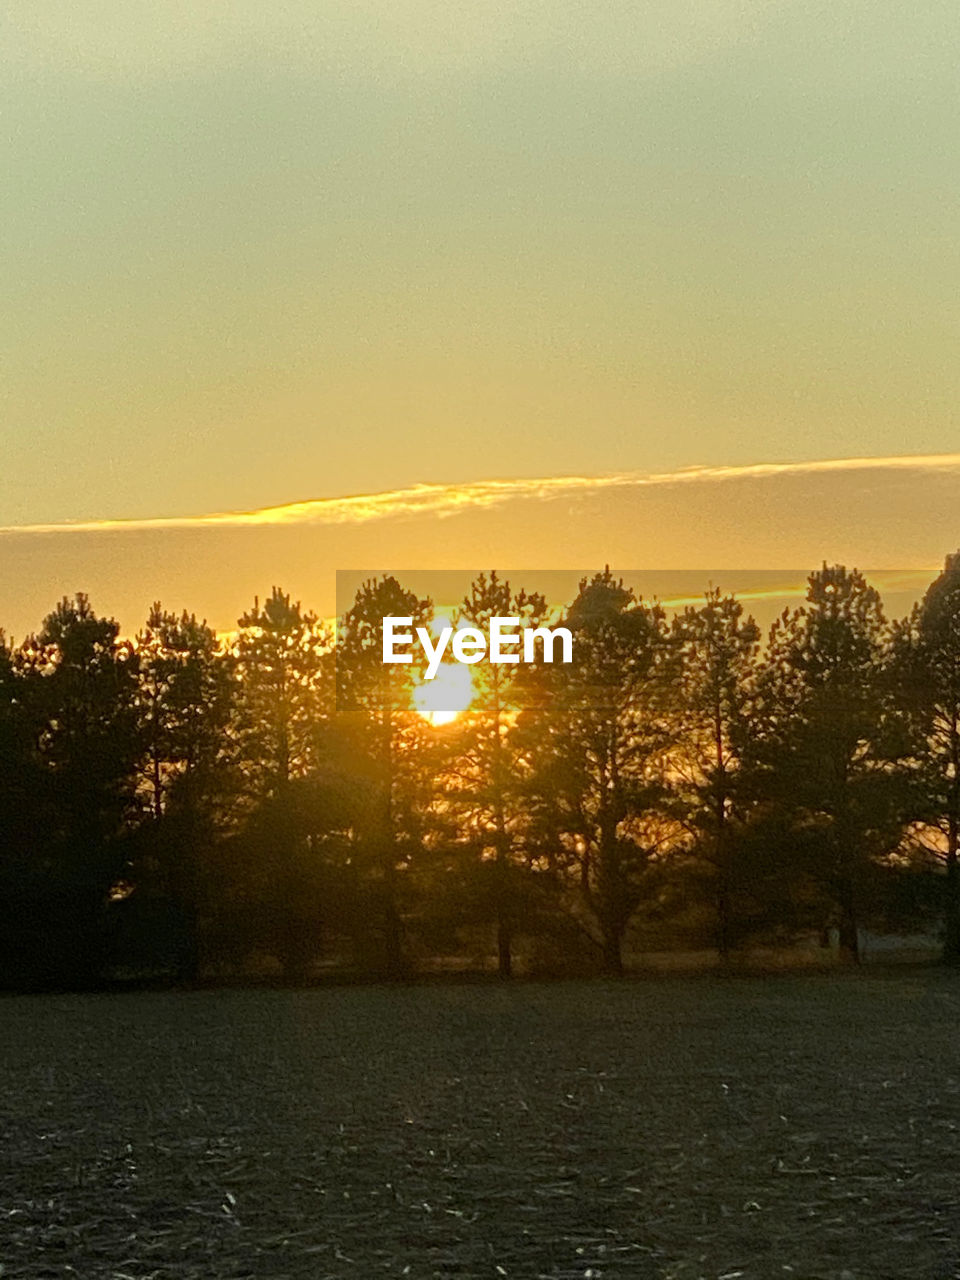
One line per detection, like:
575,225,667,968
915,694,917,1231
2,451,959,640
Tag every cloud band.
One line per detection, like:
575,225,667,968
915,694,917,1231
3,452,960,538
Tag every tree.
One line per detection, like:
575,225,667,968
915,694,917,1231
445,571,549,977
334,576,433,976
136,605,235,818
888,553,960,963
15,595,141,984
0,632,50,985
233,587,331,799
129,605,237,975
224,770,368,981
672,589,760,958
217,588,333,973
748,566,902,963
521,571,679,975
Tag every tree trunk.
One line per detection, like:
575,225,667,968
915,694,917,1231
377,765,404,979
716,881,732,963
945,718,960,966
176,902,201,983
837,878,860,964
381,862,404,979
494,819,514,978
601,926,624,977
943,814,960,965
714,700,731,963
491,678,514,980
497,918,513,979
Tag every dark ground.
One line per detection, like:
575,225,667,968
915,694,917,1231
1,974,959,1279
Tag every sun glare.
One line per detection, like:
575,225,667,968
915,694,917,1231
412,661,474,726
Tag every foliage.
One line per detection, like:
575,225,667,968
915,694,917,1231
671,588,761,954
1,561,959,987
746,566,907,961
888,553,960,960
519,570,681,974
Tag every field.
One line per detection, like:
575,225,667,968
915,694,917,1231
1,975,959,1279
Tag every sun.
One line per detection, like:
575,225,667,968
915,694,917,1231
412,661,474,726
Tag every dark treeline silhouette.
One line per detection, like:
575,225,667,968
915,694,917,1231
2,559,960,990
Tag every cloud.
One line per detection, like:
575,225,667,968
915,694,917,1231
3,452,959,538
2,450,955,643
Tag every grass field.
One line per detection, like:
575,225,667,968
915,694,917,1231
1,974,959,1279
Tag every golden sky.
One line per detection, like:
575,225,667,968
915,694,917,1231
2,5,959,635
1,454,957,639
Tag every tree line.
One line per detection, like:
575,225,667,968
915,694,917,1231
2,557,960,989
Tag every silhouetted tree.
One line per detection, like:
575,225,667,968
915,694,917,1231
673,590,760,957
748,566,902,963
445,571,550,977
335,576,433,976
888,552,960,962
15,595,140,985
217,588,334,973
522,571,679,975
6,560,960,988
234,587,331,799
225,770,368,980
129,605,237,976
0,632,51,985
136,606,235,814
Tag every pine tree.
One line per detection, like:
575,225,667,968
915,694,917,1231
233,587,331,799
16,594,140,984
334,576,433,976
522,570,679,975
136,605,236,820
888,553,960,962
131,605,236,975
672,589,760,958
445,571,549,977
749,566,900,963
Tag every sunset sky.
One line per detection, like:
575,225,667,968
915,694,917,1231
2,3,959,637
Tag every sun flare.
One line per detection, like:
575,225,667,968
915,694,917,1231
412,661,474,726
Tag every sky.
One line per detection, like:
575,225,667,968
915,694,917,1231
2,3,959,634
